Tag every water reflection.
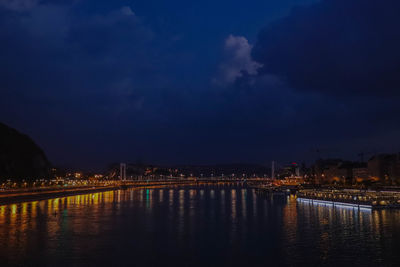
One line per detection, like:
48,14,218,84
169,189,174,206
0,187,400,266
252,189,257,217
284,197,400,265
241,189,247,219
231,189,237,220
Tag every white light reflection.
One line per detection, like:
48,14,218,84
297,198,372,212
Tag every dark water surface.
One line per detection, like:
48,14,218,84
1,185,400,266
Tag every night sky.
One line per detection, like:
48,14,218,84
1,0,400,170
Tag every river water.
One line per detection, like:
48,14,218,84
0,185,400,266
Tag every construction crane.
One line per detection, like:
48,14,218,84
358,151,376,162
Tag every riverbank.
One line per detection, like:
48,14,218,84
0,180,249,205
0,185,125,205
0,181,195,205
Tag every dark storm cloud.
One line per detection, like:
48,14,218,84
2,0,400,169
0,1,172,111
252,0,400,96
0,1,190,167
216,0,400,161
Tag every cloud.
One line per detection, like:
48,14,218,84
0,0,39,11
214,35,262,86
252,0,400,96
2,0,400,168
120,6,135,16
0,2,164,119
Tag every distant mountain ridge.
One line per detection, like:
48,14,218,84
0,122,51,181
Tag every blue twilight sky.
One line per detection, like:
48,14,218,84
1,0,400,170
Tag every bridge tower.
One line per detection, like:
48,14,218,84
120,163,127,181
271,161,275,179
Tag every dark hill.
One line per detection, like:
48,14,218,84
0,122,51,181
